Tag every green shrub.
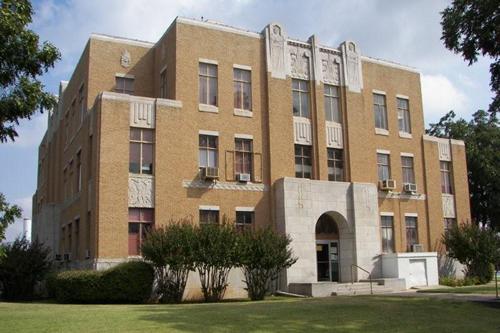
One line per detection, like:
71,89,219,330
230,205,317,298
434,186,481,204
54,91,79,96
439,276,481,287
141,221,195,303
0,237,51,301
54,270,102,303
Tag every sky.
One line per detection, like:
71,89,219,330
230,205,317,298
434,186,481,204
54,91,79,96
0,0,494,242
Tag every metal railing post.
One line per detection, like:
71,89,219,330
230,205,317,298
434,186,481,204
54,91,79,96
351,264,373,295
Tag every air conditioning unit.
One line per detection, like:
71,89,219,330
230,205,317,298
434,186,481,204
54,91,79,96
379,179,396,191
403,183,417,194
411,244,424,252
54,254,62,261
63,253,71,261
201,167,219,180
85,249,91,259
236,173,251,182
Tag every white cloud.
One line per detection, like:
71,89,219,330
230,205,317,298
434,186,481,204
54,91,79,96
3,112,47,149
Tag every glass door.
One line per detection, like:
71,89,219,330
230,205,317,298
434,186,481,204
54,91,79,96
316,241,340,282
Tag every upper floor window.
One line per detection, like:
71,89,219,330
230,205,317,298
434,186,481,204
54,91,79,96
233,69,252,111
76,151,82,192
78,84,85,124
115,76,134,95
377,153,391,181
200,209,219,225
327,148,344,181
373,93,388,130
128,208,154,256
236,211,254,232
292,79,310,118
235,138,253,177
401,156,415,185
440,161,453,194
397,98,411,133
199,63,218,106
160,69,167,98
129,128,154,175
380,216,395,253
324,85,340,123
295,144,312,179
405,216,418,251
444,218,456,232
199,135,218,168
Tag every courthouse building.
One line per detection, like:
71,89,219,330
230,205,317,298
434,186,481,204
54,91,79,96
33,17,470,297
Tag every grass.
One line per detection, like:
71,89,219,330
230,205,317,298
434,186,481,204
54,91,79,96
0,296,499,333
418,282,499,295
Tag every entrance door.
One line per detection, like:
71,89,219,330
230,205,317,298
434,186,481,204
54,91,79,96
316,241,339,282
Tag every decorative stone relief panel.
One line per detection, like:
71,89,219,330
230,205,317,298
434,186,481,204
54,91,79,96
325,121,343,148
320,50,342,86
293,117,312,145
341,41,363,93
120,50,131,68
442,194,456,218
130,101,155,128
129,176,154,208
289,42,311,80
266,23,287,79
438,140,451,161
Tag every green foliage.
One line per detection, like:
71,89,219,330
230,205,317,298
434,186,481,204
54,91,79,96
51,261,154,304
427,110,500,230
441,0,500,115
239,227,297,300
439,276,480,287
442,223,500,284
0,237,51,300
0,0,61,142
0,193,22,246
141,221,196,303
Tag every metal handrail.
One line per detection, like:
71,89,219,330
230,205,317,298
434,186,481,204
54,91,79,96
351,264,373,295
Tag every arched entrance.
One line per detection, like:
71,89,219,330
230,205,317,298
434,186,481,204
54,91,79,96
315,213,340,282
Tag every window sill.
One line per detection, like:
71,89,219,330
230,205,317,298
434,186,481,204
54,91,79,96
399,131,412,139
129,173,154,178
234,109,253,118
199,104,219,113
375,128,389,136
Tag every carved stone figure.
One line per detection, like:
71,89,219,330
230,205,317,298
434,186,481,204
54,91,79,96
121,50,131,68
346,43,359,87
289,45,310,79
270,24,285,75
129,176,153,207
321,52,341,85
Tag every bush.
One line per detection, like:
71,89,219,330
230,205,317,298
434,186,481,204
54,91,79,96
0,237,51,301
442,223,499,284
52,261,153,303
239,228,297,300
141,221,195,303
439,276,480,287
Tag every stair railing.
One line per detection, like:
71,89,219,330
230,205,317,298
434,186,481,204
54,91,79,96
351,264,373,295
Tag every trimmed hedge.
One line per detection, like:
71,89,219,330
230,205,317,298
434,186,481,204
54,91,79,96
51,261,154,303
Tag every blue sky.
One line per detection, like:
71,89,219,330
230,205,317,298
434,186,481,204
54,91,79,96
1,0,494,241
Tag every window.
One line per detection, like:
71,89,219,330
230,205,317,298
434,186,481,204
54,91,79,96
327,148,344,181
160,69,167,98
380,216,394,253
63,168,67,200
76,151,82,192
233,68,252,110
377,153,391,181
67,223,72,255
295,144,312,179
115,76,134,95
405,216,418,251
440,161,453,194
235,138,253,177
88,135,93,179
401,156,415,184
236,211,254,231
199,63,218,106
199,209,219,225
199,135,218,168
78,84,85,124
74,218,80,258
397,98,411,133
69,160,74,195
129,128,154,174
373,93,388,130
86,211,91,255
444,218,456,232
292,79,310,118
128,208,154,256
324,85,340,122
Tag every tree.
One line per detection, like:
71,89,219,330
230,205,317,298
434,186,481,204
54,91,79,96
441,0,500,116
0,0,60,142
0,193,21,254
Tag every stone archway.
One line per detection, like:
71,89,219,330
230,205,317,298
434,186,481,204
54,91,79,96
315,213,340,282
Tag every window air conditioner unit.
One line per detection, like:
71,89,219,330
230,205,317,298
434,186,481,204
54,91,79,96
201,167,219,180
236,173,251,182
411,244,424,252
379,179,396,191
403,183,417,194
85,249,91,259
63,253,71,261
54,254,62,261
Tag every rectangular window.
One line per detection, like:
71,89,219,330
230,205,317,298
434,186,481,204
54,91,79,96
327,148,344,181
199,135,218,168
74,218,80,258
129,128,154,174
236,211,254,232
397,98,411,133
292,79,310,118
380,216,395,253
63,168,67,200
444,218,456,232
88,135,93,179
76,151,82,192
69,160,74,195
235,138,253,176
405,216,418,251
295,144,312,179
440,161,453,194
324,85,340,123
78,84,85,124
67,223,72,255
401,156,415,184
86,211,91,255
199,209,219,225
160,69,167,98
377,153,391,181
199,63,218,106
233,68,252,110
115,76,134,95
128,208,154,256
373,93,388,130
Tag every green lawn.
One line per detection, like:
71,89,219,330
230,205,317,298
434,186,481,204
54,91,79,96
418,282,499,295
1,296,499,333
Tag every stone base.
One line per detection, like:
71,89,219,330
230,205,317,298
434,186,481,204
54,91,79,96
382,252,439,289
